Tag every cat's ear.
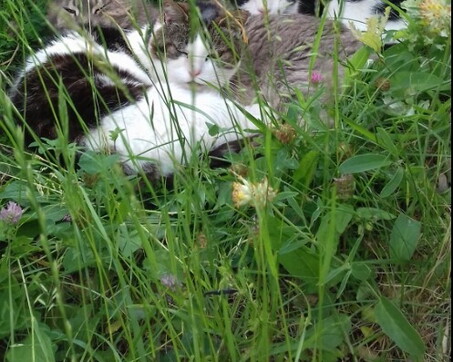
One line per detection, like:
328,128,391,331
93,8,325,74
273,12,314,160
162,0,189,24
198,2,222,23
215,9,249,31
229,9,249,25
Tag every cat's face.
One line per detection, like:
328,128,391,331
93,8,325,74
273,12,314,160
148,1,248,90
235,0,298,15
48,0,133,29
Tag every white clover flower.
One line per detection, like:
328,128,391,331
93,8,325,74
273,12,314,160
419,0,451,36
232,175,277,209
232,178,254,207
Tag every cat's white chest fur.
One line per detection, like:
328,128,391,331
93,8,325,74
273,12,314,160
240,0,298,14
83,85,260,176
326,0,406,31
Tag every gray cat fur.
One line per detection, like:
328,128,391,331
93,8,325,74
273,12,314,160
47,0,157,30
232,13,362,108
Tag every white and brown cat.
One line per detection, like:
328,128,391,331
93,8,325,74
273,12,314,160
11,0,363,178
11,1,261,178
234,0,407,31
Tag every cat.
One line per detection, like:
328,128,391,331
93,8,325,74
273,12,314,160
230,11,363,109
9,31,153,145
233,0,407,32
136,1,248,92
47,0,158,31
10,0,261,178
324,0,405,31
142,1,362,112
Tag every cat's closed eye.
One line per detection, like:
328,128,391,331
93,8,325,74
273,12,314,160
205,53,216,61
155,43,181,58
93,4,107,15
177,49,189,57
63,6,78,16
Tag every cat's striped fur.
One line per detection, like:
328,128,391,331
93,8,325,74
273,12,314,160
10,1,260,177
47,0,158,31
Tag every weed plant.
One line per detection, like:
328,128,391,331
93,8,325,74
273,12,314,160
0,0,450,360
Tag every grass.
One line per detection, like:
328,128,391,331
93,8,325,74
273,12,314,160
0,0,451,360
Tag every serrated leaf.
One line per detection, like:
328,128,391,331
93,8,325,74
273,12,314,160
375,296,425,358
349,9,389,52
339,154,392,174
389,213,421,261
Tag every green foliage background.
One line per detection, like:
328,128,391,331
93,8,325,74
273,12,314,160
0,0,450,360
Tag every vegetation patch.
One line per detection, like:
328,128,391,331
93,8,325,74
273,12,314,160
0,0,450,360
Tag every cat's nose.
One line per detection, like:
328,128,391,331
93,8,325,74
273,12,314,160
190,69,201,78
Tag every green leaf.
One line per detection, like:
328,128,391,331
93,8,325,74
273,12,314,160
351,263,372,281
376,127,399,156
304,314,352,352
390,71,450,93
316,204,354,241
28,204,69,223
0,288,28,338
339,154,392,174
389,213,421,261
380,167,404,198
0,181,28,205
343,118,378,143
6,323,56,362
349,15,386,52
206,122,220,136
356,207,396,221
356,282,374,302
293,150,319,187
278,247,320,291
319,314,351,351
63,246,96,273
78,151,120,174
316,205,353,286
375,296,425,359
273,191,300,204
344,46,372,80
116,225,142,258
